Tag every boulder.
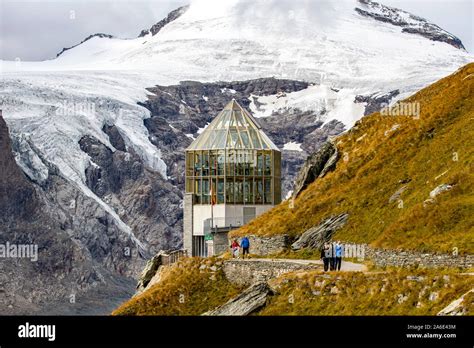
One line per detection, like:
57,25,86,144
429,184,453,198
388,185,408,203
292,141,339,198
136,251,166,292
202,282,272,316
437,289,473,316
291,213,349,250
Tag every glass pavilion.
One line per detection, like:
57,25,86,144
185,99,281,206
183,99,281,256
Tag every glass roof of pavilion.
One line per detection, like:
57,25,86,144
187,99,279,151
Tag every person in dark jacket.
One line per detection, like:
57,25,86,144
240,236,250,259
321,243,330,272
329,242,336,271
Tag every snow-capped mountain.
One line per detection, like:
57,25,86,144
0,0,472,314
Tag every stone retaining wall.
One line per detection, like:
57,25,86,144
240,235,473,269
244,235,292,255
223,259,321,286
364,245,474,268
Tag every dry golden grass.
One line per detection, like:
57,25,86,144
232,63,474,254
112,257,243,315
259,268,474,316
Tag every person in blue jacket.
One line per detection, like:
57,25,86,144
240,236,250,259
334,241,343,271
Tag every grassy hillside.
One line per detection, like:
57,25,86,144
113,257,243,315
260,268,473,315
114,259,473,315
232,63,474,254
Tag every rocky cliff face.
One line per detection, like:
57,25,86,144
355,0,465,50
138,5,189,37
292,141,339,198
0,113,144,314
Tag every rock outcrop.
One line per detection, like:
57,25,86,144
291,213,349,250
292,141,339,198
388,185,408,203
355,89,400,116
138,5,189,37
429,184,453,198
56,33,114,57
135,251,166,294
0,113,37,220
437,289,473,316
355,0,465,50
203,282,272,316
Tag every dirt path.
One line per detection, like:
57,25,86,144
233,257,368,272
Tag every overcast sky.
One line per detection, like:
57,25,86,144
0,0,472,61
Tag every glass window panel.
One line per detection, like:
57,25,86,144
236,152,245,176
194,152,202,176
217,178,225,204
256,178,264,204
226,150,235,176
265,153,271,176
195,179,201,194
248,129,261,148
186,152,193,177
229,112,236,127
244,178,254,204
202,152,209,176
215,110,230,129
217,150,225,175
229,129,240,148
264,178,272,204
213,129,227,149
202,179,209,204
210,152,217,176
226,178,234,204
248,151,255,176
234,178,243,204
257,152,264,175
240,131,250,148
234,111,244,127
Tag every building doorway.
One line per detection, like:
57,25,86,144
192,236,207,257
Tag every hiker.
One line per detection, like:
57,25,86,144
321,243,330,272
240,236,250,259
329,242,336,270
230,239,240,258
334,241,342,271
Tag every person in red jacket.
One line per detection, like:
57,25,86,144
230,239,240,258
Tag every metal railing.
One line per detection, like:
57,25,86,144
160,249,188,266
